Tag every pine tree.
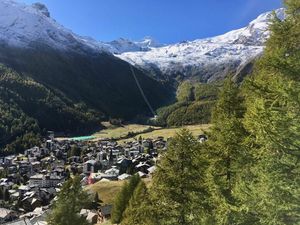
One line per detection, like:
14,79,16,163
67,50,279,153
149,129,211,225
242,1,300,224
127,174,141,197
121,181,152,225
111,174,141,224
205,78,251,224
47,176,91,225
111,182,130,224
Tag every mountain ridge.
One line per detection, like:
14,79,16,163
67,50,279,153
115,8,285,82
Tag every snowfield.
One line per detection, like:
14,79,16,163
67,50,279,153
116,9,285,81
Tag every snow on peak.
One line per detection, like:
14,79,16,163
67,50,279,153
32,2,50,17
0,0,108,53
208,8,285,46
116,8,286,82
108,36,162,54
0,0,287,82
139,36,162,48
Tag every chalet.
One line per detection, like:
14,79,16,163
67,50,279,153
83,160,98,174
128,149,140,158
137,171,148,178
105,167,119,176
135,162,151,174
31,162,41,172
3,156,14,166
97,151,108,162
99,205,113,220
24,147,49,158
29,174,64,188
17,161,32,175
0,178,14,192
21,192,43,212
118,173,131,180
18,185,31,196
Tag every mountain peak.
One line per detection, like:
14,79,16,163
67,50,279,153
0,0,109,53
116,8,286,82
108,36,162,54
32,2,50,17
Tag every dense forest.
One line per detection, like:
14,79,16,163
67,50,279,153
156,81,221,126
0,64,102,155
110,1,300,224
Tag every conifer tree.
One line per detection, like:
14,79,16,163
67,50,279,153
111,174,141,224
121,181,152,225
205,78,251,224
242,1,300,224
149,129,210,225
47,176,91,225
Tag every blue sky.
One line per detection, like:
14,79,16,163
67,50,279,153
19,0,283,44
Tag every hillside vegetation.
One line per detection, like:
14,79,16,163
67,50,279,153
0,45,174,154
156,81,221,126
0,64,101,154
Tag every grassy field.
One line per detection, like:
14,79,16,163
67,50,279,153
92,123,161,140
119,124,210,143
92,122,210,142
86,178,152,205
57,122,210,142
86,180,126,205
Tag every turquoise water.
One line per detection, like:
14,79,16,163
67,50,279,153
71,136,96,141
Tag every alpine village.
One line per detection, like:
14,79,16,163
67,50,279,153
0,0,299,225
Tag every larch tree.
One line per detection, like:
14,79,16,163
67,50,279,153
121,180,153,225
243,0,300,224
149,129,211,225
111,174,141,224
47,176,91,225
205,78,251,224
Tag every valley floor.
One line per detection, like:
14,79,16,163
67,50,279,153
56,123,210,143
93,123,210,142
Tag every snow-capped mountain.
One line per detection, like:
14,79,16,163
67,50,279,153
108,37,162,54
116,8,285,82
0,0,172,121
0,0,285,83
0,0,114,54
0,0,161,55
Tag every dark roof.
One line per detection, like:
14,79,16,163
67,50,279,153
99,205,113,216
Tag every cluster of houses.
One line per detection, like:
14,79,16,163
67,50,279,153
0,134,169,224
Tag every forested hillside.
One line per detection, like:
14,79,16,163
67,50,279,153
0,47,173,154
0,64,101,155
156,81,221,126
